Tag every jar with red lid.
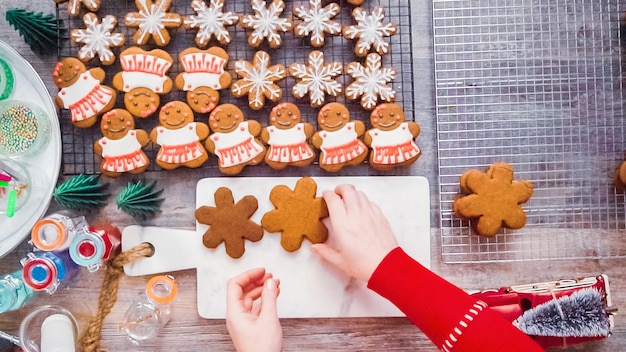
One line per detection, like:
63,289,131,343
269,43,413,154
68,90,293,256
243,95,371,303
20,250,80,294
69,224,121,272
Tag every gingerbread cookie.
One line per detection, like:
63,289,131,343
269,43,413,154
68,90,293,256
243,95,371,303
53,58,116,128
195,187,263,259
125,0,182,46
293,0,341,48
150,101,210,170
261,177,329,252
175,47,231,114
113,47,174,118
54,0,100,17
184,0,239,46
261,103,315,170
346,53,396,110
343,7,397,57
240,0,292,48
231,51,286,110
71,13,125,66
364,103,421,171
453,162,534,237
311,102,368,172
289,50,342,108
94,109,150,178
205,104,266,175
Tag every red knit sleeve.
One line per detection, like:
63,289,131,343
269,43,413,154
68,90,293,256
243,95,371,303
367,247,544,352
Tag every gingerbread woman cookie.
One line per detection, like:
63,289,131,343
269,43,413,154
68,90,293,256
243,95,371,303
231,51,286,110
94,109,150,178
240,0,292,48
184,0,239,46
113,47,174,118
293,0,341,48
289,50,342,108
261,103,315,170
343,7,397,57
311,102,368,172
53,57,116,128
205,103,266,175
364,103,421,171
150,101,210,170
71,13,125,66
346,53,396,110
175,47,231,114
453,162,534,237
125,0,182,46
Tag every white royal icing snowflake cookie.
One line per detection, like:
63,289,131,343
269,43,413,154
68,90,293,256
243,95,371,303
184,0,239,46
240,0,292,49
293,0,341,48
289,50,342,108
343,7,397,57
125,0,182,46
71,13,125,66
231,51,286,110
345,53,396,110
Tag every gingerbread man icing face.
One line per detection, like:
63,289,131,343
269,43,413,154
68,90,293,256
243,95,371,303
101,109,134,139
53,58,84,88
371,103,404,131
269,102,301,129
160,101,194,129
125,88,159,118
317,102,349,132
208,104,243,133
187,87,219,114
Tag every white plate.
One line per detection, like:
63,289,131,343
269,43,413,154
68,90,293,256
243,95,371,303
0,40,61,257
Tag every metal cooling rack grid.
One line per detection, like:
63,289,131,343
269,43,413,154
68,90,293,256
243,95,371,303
55,0,415,176
433,0,626,262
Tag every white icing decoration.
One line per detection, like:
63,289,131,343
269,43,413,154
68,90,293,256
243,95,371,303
368,122,420,165
266,123,314,163
71,14,124,63
62,0,100,17
184,0,238,45
343,7,397,56
318,122,366,165
125,0,182,45
293,0,341,47
58,72,114,122
231,51,285,110
99,132,148,172
346,53,396,110
290,50,342,107
179,51,227,90
241,0,292,47
210,121,264,167
156,122,205,163
121,72,169,92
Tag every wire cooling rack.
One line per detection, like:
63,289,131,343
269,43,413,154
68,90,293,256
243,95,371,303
55,0,414,176
434,0,626,262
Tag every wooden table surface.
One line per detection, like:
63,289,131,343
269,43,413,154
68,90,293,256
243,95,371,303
0,1,624,351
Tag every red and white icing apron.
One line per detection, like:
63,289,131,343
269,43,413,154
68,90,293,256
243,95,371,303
266,123,314,163
367,122,420,164
99,131,148,172
155,123,205,164
210,121,264,167
319,122,367,165
58,72,113,123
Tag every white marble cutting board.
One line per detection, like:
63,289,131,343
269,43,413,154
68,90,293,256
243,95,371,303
123,176,430,319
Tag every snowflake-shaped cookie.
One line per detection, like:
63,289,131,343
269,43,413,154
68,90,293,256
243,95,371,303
346,53,396,110
240,0,292,48
54,0,100,17
231,51,286,110
195,187,263,259
184,0,239,46
71,13,125,66
293,0,341,48
125,0,182,46
289,50,342,108
343,7,397,57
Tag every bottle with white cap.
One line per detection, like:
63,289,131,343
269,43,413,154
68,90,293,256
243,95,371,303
40,314,76,352
119,275,177,345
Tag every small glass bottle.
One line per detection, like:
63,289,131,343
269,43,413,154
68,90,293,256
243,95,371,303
21,250,81,294
69,224,121,272
119,275,177,345
0,269,35,313
30,213,89,252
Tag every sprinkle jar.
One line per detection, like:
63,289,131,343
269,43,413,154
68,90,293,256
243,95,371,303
0,100,51,157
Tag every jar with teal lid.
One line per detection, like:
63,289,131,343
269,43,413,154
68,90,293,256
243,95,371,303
0,269,35,313
0,100,51,158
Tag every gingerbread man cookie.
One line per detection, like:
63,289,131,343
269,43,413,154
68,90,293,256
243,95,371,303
289,50,342,108
453,162,534,237
53,58,116,128
240,0,292,48
184,0,239,46
205,104,266,175
150,101,210,170
71,13,125,66
261,177,329,252
94,109,150,178
175,47,232,114
125,0,182,46
343,7,397,57
54,0,100,17
113,47,174,118
364,103,421,171
293,0,341,48
261,103,315,170
231,51,286,110
311,102,368,172
346,53,396,110
195,187,263,259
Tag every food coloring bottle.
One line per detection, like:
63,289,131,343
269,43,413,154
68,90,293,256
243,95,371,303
69,224,121,272
31,213,89,252
0,269,35,313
